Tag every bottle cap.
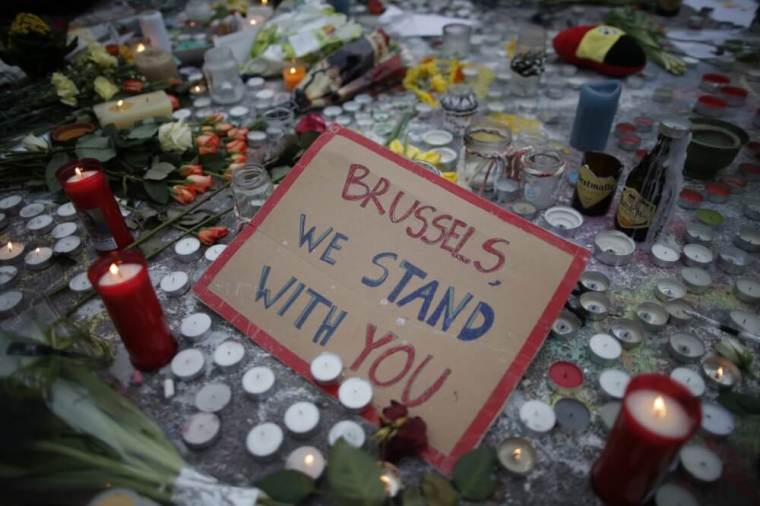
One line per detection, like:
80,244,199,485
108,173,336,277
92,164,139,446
659,120,689,139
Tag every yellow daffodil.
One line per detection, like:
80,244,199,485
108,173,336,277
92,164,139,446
430,74,448,93
389,139,441,165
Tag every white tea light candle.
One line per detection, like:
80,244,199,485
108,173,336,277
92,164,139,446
0,241,24,264
328,420,366,448
667,333,704,364
0,265,18,290
26,214,54,234
19,202,45,219
519,399,556,434
670,368,705,398
734,278,760,304
285,446,326,480
246,422,284,461
56,202,76,218
679,267,711,294
161,271,190,297
599,369,630,399
679,445,722,483
24,247,53,270
654,278,687,303
284,401,320,438
497,437,537,475
182,412,221,450
53,236,82,255
51,221,77,239
194,382,232,413
700,400,735,437
651,242,680,267
204,244,226,262
0,290,23,317
338,377,373,412
213,340,245,369
589,333,622,365
0,194,22,214
180,312,212,341
682,243,713,267
310,352,343,385
68,272,93,293
171,348,206,381
175,237,202,262
242,366,275,399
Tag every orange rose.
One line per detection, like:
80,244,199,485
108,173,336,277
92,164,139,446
170,185,195,204
122,79,145,94
185,174,213,193
198,226,228,245
215,122,234,135
227,127,249,141
225,139,247,154
179,164,204,177
196,133,220,155
229,153,247,164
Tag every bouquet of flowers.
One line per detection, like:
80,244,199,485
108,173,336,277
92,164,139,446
0,13,77,78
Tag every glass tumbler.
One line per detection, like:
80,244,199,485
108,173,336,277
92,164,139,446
510,25,546,98
203,47,245,105
520,149,565,210
232,163,273,222
441,23,472,60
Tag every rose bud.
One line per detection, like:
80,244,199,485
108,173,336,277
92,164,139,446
198,226,229,245
185,174,213,193
179,164,204,177
122,79,145,94
166,94,180,110
170,185,196,204
227,127,249,141
225,139,247,154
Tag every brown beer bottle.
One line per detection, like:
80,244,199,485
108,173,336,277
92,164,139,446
572,151,622,216
615,121,688,241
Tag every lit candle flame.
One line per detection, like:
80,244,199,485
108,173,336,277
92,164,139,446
136,43,146,53
379,474,391,491
304,454,314,465
715,367,724,380
116,99,124,110
261,0,268,5
653,395,666,418
289,67,296,75
34,247,40,254
512,448,522,461
75,167,82,177
249,18,257,25
192,85,201,93
109,263,120,277
6,241,12,252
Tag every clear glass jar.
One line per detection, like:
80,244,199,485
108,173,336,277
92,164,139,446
232,163,273,221
520,149,565,210
262,106,295,130
510,25,546,98
202,47,245,105
462,119,512,195
441,23,472,60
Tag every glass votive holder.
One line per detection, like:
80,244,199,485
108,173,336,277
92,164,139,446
232,163,274,222
520,149,566,210
262,106,295,131
441,23,472,60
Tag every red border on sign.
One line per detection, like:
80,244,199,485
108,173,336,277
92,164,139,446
194,126,589,474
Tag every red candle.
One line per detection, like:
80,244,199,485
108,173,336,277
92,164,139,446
548,361,583,393
56,158,133,253
591,374,701,506
88,249,177,370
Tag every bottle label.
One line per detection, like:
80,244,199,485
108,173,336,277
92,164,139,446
576,164,617,209
78,208,118,251
617,187,656,229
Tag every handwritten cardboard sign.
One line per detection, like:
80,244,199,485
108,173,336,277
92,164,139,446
195,126,589,472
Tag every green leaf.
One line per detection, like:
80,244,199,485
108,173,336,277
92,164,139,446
328,440,385,506
126,123,159,140
718,392,760,416
421,473,457,506
256,470,314,504
179,210,213,227
144,158,175,181
45,152,70,193
75,134,116,162
270,165,290,184
120,149,152,172
199,152,227,172
452,447,497,501
402,487,427,506
143,180,169,205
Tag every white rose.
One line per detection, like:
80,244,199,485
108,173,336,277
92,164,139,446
158,121,192,153
22,133,49,152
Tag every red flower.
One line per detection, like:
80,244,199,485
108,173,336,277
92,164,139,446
166,94,180,110
368,0,386,15
226,139,247,154
229,153,247,164
375,400,428,463
122,79,145,94
295,113,327,135
106,43,120,56
185,174,213,193
196,133,220,155
227,127,249,141
215,123,234,135
179,164,204,177
170,185,195,204
198,226,228,245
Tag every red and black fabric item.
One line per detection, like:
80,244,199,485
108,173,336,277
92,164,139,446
553,25,646,77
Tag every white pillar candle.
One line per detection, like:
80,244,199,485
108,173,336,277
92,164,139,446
588,333,621,365
700,400,735,437
26,214,54,234
679,267,711,294
626,390,691,438
204,244,227,262
599,369,630,399
51,221,77,239
734,278,760,304
19,202,45,219
651,242,680,267
0,289,24,317
182,412,221,450
194,382,232,413
171,348,206,381
670,368,705,397
242,366,275,399
24,247,53,270
246,422,284,461
68,272,93,293
213,340,245,369
0,241,24,264
338,377,373,412
679,444,722,483
519,399,556,434
285,446,326,480
310,352,343,385
179,313,211,341
139,10,172,52
53,236,82,255
0,194,22,214
56,202,76,218
682,243,713,267
284,401,320,438
175,237,202,263
161,271,190,297
0,265,18,290
328,420,366,448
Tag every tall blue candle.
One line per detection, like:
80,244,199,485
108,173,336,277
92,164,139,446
570,81,621,152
